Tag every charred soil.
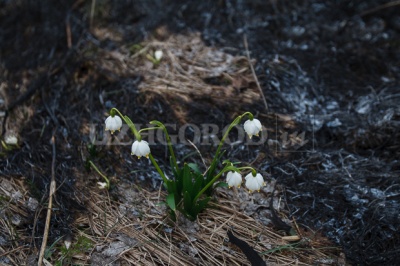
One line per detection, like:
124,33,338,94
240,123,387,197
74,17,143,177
1,1,400,265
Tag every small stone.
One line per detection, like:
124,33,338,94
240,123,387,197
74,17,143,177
27,197,39,211
11,214,21,226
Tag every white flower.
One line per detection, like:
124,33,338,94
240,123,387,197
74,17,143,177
4,135,18,145
245,172,265,192
226,171,242,188
97,182,108,189
131,140,150,159
244,118,262,139
64,238,72,250
154,50,163,61
105,115,122,134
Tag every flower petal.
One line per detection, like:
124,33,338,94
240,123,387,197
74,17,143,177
245,172,264,192
226,171,242,188
154,50,163,61
97,182,108,189
105,115,123,133
244,118,262,138
131,140,150,159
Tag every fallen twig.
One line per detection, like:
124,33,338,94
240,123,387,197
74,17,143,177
243,35,269,112
37,133,57,266
360,1,400,16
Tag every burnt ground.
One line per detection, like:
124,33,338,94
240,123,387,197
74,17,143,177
1,0,400,265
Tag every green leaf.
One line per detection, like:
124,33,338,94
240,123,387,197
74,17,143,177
192,172,205,196
165,179,175,195
166,193,176,211
214,181,229,188
174,165,184,197
182,164,192,195
183,191,192,213
183,211,195,221
168,209,177,221
187,163,202,174
204,151,225,195
181,151,199,161
193,197,211,216
170,156,178,174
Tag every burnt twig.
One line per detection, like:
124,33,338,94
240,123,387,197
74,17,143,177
269,186,294,235
227,229,266,266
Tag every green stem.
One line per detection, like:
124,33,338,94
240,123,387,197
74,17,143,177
149,121,178,169
237,166,257,176
89,160,110,189
110,108,141,140
207,112,253,175
193,164,236,203
138,127,159,134
149,154,169,185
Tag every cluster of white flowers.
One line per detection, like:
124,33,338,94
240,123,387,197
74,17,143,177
226,171,265,192
230,117,265,192
105,115,151,159
105,114,265,191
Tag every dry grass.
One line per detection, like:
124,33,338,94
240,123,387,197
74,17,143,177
0,176,345,265
87,29,262,123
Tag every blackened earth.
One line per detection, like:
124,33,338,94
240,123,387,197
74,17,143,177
1,1,399,265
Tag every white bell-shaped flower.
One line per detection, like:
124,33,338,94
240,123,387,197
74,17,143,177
97,182,108,189
245,172,265,192
154,50,163,61
4,135,18,145
226,171,242,188
131,140,150,159
105,115,123,134
244,118,262,139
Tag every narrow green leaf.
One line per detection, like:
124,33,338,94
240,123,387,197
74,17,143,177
183,191,192,213
170,156,178,174
187,163,202,174
175,164,184,197
206,150,225,182
204,151,225,195
182,164,193,196
214,181,229,188
192,197,211,216
166,193,176,211
192,172,205,196
164,177,175,194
